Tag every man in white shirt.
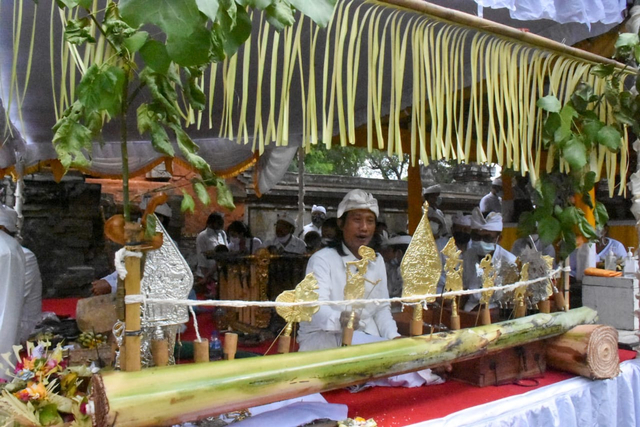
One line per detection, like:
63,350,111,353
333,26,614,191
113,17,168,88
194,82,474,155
195,212,228,280
300,205,326,239
264,215,307,255
298,189,400,351
462,207,516,312
479,177,503,217
0,205,26,379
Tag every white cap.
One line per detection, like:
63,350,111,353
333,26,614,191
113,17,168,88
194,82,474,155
276,214,296,228
452,213,471,227
492,177,503,187
470,207,503,232
0,205,18,234
423,184,441,195
311,205,327,214
337,189,379,218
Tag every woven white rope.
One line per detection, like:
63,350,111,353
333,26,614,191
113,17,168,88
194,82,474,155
189,306,202,343
114,248,143,281
125,266,568,309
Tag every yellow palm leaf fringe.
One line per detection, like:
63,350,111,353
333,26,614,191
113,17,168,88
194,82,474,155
4,0,633,195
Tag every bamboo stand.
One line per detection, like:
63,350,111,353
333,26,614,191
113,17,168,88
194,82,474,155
224,333,238,360
411,304,424,336
123,239,142,372
194,339,210,363
151,339,169,367
450,299,461,330
480,304,492,325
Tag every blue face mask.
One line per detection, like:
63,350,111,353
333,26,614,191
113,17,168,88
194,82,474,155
479,241,496,255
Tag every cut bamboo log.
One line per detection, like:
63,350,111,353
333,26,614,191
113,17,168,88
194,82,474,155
546,324,620,379
123,242,142,372
89,307,597,427
224,333,238,360
151,340,169,367
193,340,209,364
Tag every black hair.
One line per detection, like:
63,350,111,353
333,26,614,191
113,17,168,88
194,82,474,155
206,212,224,229
328,212,381,256
227,220,252,238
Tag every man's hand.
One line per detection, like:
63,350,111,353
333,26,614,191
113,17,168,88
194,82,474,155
91,279,111,295
340,311,362,330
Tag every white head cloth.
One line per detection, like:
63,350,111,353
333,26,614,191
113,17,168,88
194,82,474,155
470,207,503,232
311,205,327,214
0,205,18,233
423,184,441,195
277,214,296,228
337,189,379,218
452,213,471,227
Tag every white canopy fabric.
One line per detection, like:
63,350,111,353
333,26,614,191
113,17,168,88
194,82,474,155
0,0,628,195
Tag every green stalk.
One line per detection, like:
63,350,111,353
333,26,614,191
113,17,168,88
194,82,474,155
89,307,597,426
121,66,130,222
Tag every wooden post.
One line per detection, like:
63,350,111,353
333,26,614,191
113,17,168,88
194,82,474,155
480,304,492,325
537,300,551,313
151,339,169,367
407,162,423,235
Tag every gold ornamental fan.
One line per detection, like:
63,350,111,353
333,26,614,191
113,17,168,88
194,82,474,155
275,273,320,325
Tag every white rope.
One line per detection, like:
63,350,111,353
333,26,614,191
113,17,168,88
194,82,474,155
114,248,143,280
189,306,203,343
125,266,568,309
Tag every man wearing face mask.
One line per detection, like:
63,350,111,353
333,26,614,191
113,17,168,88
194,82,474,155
264,215,307,255
423,185,447,228
300,205,327,239
451,213,472,253
479,177,503,217
461,207,516,312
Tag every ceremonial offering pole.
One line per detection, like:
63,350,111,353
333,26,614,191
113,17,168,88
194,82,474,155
402,202,442,335
441,238,463,330
89,307,598,427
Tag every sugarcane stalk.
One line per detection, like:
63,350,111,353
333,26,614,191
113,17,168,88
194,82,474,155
89,307,597,427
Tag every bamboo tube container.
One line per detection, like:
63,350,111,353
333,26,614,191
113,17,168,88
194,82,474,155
224,333,238,360
193,339,210,363
278,335,292,354
480,304,492,325
151,339,169,367
89,307,598,427
538,300,551,313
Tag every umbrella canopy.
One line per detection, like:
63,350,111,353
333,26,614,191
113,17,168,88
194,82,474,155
0,0,629,195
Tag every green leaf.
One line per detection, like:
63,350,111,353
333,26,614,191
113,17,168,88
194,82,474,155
181,190,196,213
64,18,96,45
577,217,598,240
570,83,593,113
196,0,219,21
583,171,596,192
39,403,63,426
596,125,622,151
537,95,562,113
194,182,211,205
557,206,580,228
145,214,157,239
137,104,175,156
221,6,252,57
289,0,337,27
589,64,614,78
264,1,295,31
184,74,206,111
140,41,172,74
52,113,93,170
538,216,561,245
613,111,635,127
77,65,125,117
123,31,149,54
172,125,212,174
582,119,603,146
120,0,212,66
615,33,640,51
236,0,273,7
216,180,236,210
561,137,587,170
594,202,610,228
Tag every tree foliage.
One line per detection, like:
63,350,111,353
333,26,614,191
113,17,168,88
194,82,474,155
51,0,336,218
524,33,640,257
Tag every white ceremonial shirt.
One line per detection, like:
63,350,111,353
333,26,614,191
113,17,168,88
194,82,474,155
19,247,42,343
479,192,502,215
300,223,322,239
0,230,26,379
298,245,400,351
462,244,517,312
228,237,263,255
195,228,228,278
264,234,307,255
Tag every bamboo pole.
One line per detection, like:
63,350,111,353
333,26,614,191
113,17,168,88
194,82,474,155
151,340,169,367
378,0,630,71
194,340,210,364
224,333,238,360
123,243,141,372
89,307,597,427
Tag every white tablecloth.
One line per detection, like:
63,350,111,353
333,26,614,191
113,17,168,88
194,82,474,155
415,358,640,427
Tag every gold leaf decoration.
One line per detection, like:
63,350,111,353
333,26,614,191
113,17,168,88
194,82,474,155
275,272,320,324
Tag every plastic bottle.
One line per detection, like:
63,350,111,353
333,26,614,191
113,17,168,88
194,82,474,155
623,247,637,278
604,249,617,271
209,330,223,361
